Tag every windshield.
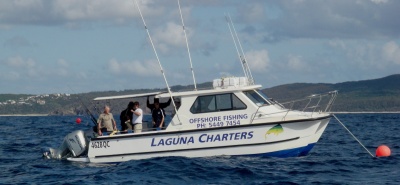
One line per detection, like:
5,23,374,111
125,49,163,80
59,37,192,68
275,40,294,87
244,90,270,106
256,90,269,100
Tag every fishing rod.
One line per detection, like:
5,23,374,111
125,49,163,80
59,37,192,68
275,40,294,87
226,14,255,85
76,95,98,126
133,0,182,125
225,14,248,81
68,86,97,126
177,0,197,90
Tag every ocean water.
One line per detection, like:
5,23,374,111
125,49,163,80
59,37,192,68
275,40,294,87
0,114,399,185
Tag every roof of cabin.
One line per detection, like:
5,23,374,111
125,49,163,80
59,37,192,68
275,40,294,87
93,85,262,101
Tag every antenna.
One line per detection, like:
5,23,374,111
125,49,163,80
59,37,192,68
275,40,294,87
177,0,197,90
227,14,255,85
134,0,181,125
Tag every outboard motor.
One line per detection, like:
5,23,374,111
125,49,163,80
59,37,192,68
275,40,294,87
45,130,88,159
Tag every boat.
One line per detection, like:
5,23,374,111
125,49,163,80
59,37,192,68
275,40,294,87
45,1,338,163
46,76,337,163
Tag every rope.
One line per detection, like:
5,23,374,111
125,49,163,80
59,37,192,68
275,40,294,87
333,114,375,158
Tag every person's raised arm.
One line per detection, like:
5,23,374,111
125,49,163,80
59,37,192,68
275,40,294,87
161,98,172,109
146,96,151,109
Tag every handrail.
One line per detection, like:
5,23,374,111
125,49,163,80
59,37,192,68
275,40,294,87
249,90,338,123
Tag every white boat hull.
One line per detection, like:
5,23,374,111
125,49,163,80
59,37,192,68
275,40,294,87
67,116,331,163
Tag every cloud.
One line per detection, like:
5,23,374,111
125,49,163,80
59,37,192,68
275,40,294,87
57,59,69,67
5,56,36,68
108,58,161,77
370,0,389,4
287,55,305,71
55,59,70,76
153,22,190,53
327,39,400,69
0,56,39,79
1,0,399,42
3,36,31,49
382,41,400,65
328,39,347,50
236,3,266,23
245,49,270,72
1,56,76,79
0,0,162,26
235,0,400,41
0,71,20,81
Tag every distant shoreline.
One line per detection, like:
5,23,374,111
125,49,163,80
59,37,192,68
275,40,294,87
0,114,49,117
331,112,400,114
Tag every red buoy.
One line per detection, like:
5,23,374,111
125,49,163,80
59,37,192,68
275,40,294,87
76,118,81,124
376,145,391,157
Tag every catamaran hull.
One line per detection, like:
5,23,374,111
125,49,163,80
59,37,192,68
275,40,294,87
67,116,331,163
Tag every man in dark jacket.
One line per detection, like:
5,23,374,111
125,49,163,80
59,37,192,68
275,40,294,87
151,102,165,130
120,101,134,132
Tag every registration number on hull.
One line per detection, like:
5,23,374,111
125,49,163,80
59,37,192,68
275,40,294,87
91,141,110,149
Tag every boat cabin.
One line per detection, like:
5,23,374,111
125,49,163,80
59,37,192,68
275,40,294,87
94,77,291,133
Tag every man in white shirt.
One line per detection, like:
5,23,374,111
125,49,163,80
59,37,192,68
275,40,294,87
131,101,143,133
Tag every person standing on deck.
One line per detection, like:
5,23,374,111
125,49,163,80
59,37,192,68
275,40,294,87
147,96,171,111
120,101,134,132
152,102,165,130
131,101,143,133
97,105,117,136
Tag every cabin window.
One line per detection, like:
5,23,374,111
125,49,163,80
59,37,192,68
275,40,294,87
244,90,270,106
190,93,247,114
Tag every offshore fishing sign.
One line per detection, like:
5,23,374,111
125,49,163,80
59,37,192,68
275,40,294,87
189,114,249,129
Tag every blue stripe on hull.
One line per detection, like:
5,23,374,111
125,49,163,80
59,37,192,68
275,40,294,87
244,143,316,158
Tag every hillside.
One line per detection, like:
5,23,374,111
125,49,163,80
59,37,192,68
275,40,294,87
263,74,400,112
0,74,399,115
0,82,213,116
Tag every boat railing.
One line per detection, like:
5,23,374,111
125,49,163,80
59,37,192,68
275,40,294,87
249,90,338,123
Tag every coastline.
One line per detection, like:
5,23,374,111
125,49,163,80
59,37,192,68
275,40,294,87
331,112,400,114
0,114,49,117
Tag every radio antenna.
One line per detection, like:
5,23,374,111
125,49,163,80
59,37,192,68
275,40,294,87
226,14,255,85
134,0,181,125
177,0,197,90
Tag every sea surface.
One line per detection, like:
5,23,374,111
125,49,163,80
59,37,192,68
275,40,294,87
0,114,399,185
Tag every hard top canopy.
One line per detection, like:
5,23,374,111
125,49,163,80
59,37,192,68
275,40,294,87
93,92,163,101
93,85,262,101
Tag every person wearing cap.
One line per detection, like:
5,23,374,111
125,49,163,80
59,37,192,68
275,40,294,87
146,96,171,111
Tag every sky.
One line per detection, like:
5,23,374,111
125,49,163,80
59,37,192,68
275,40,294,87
0,0,399,94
